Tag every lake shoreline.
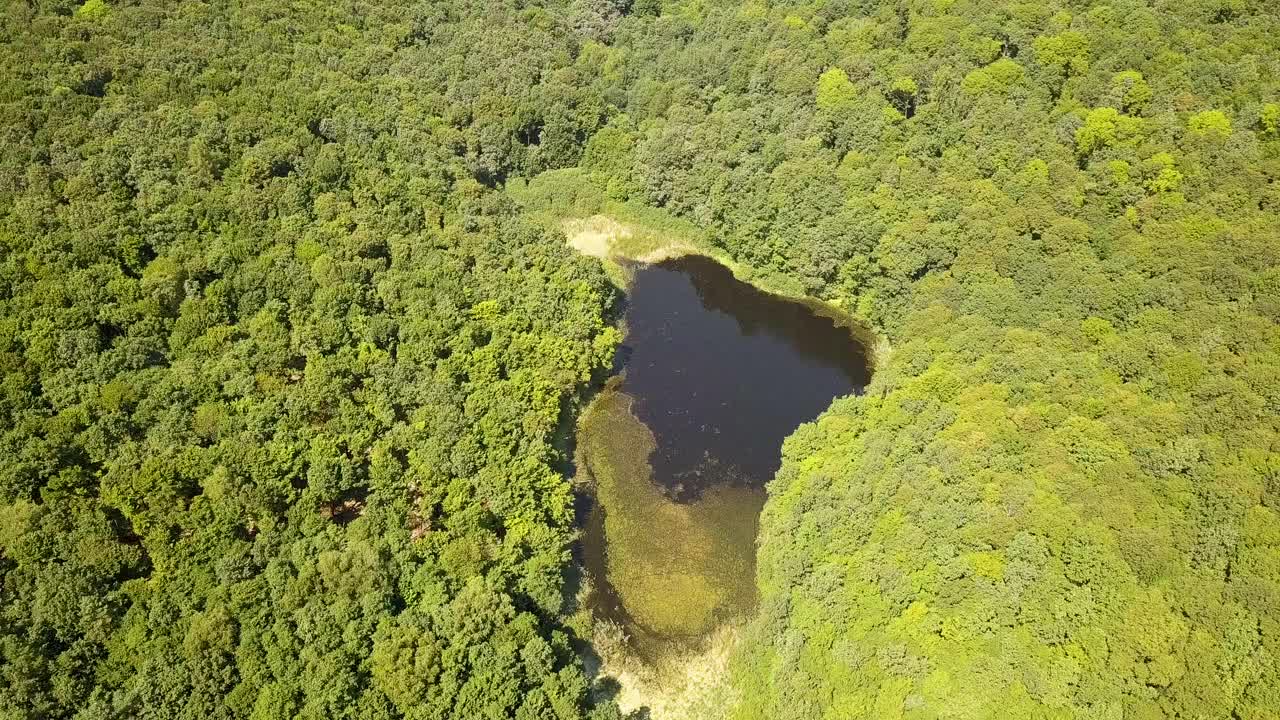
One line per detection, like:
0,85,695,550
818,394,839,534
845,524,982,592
564,244,875,718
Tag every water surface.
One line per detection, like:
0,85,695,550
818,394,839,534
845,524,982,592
621,255,870,500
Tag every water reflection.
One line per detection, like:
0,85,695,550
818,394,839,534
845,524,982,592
621,255,870,501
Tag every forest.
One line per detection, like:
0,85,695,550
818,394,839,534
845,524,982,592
2,0,1278,719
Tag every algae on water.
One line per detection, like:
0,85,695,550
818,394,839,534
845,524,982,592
579,390,762,639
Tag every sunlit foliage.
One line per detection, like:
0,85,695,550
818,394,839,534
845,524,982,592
3,0,1279,717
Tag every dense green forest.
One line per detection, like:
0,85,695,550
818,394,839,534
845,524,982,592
0,1,622,718
3,0,1279,719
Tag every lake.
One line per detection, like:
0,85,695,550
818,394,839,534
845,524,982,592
577,255,871,651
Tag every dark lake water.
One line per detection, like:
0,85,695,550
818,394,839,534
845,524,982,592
619,255,870,500
577,254,871,647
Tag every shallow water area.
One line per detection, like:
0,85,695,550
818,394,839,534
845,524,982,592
578,254,871,652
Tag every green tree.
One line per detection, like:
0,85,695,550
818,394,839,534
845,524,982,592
1188,109,1233,137
1075,107,1145,159
815,68,857,112
1110,70,1153,115
961,58,1026,95
1261,103,1280,137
